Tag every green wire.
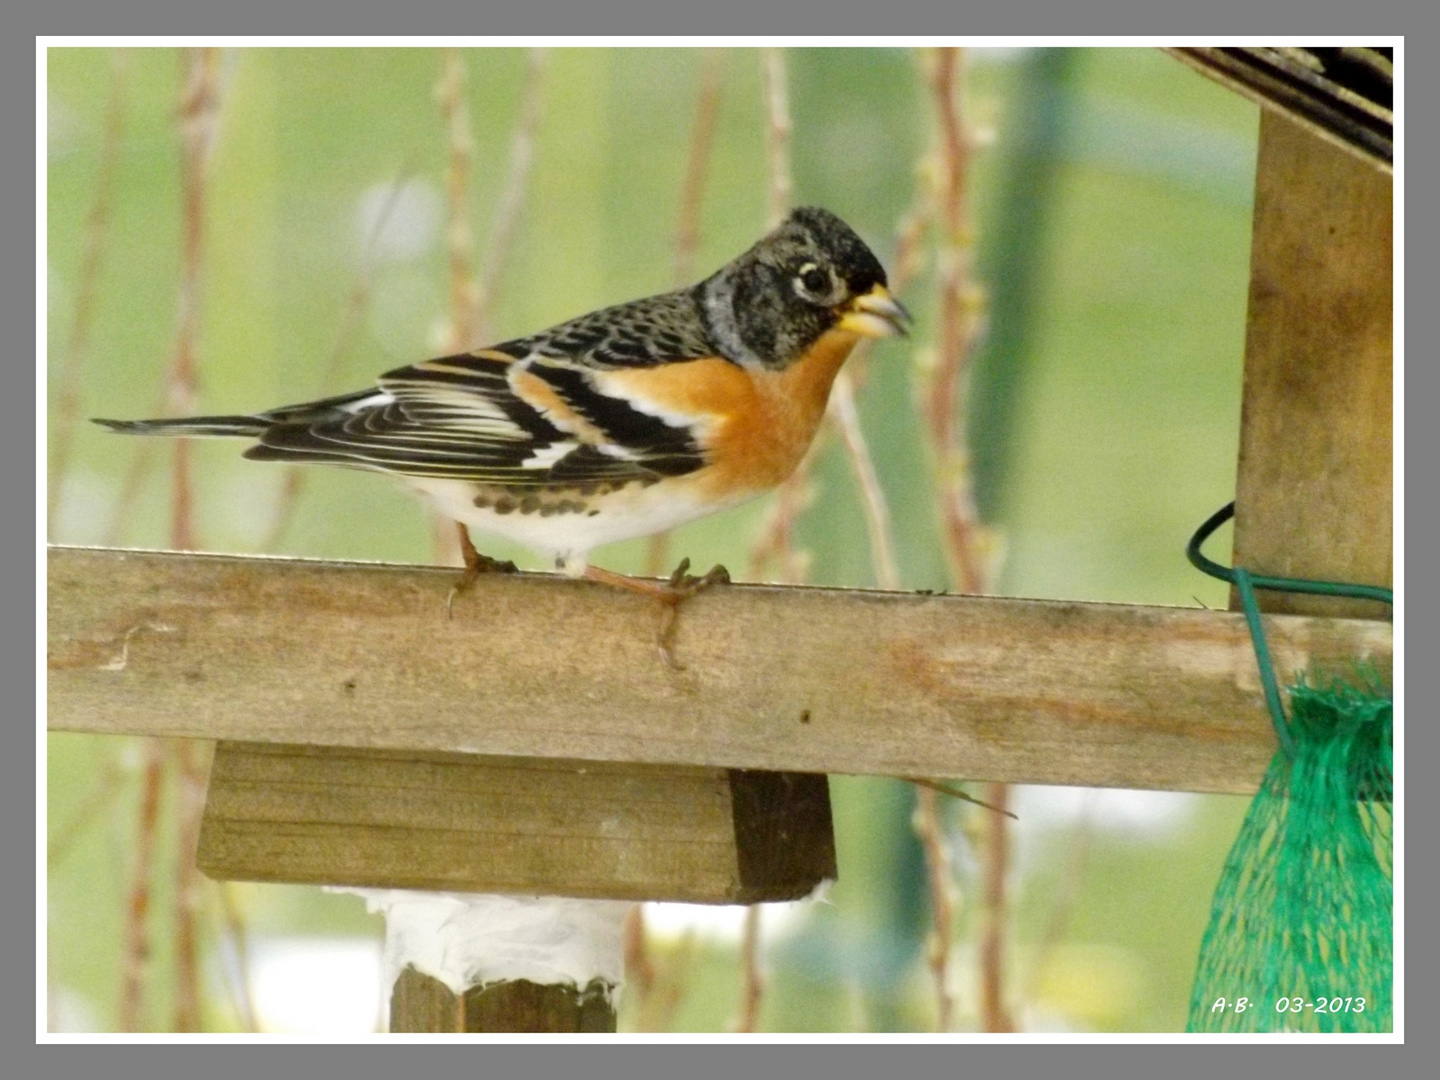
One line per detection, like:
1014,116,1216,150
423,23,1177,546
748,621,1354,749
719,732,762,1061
1186,501,1393,757
1186,502,1394,606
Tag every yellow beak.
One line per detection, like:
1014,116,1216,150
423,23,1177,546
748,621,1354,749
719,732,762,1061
837,285,911,338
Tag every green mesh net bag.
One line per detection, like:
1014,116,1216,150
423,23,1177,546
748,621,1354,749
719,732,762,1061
1186,671,1393,1032
1184,504,1394,1033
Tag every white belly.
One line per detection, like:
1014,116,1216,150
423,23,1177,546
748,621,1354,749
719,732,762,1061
407,477,743,573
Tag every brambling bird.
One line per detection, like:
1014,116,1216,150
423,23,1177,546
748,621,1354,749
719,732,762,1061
96,206,908,655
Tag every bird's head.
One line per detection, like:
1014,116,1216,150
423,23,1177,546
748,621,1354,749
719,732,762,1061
701,206,910,369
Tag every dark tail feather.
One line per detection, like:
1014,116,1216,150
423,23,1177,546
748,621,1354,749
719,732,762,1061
92,415,270,438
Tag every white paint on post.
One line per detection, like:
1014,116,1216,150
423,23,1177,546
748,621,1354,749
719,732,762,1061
337,889,630,1005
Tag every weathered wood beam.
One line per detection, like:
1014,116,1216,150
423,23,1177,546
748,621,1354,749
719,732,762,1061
46,545,1392,795
196,743,835,903
1232,109,1393,620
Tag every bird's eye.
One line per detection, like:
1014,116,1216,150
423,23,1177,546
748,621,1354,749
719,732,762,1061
797,263,831,298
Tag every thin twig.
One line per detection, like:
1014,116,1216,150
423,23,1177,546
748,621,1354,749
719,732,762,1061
629,929,698,1033
760,48,792,230
171,739,210,1031
748,204,928,588
46,753,125,868
647,48,726,578
431,47,484,569
118,742,165,1032
119,48,223,1034
672,49,725,288
977,782,1015,1032
912,785,957,1030
214,880,259,1033
914,46,1012,1034
906,776,1018,820
622,905,656,1007
260,165,416,552
1021,793,1096,1009
168,47,223,1032
829,372,901,589
102,52,231,548
731,905,765,1033
103,432,159,547
920,48,992,597
746,46,810,586
168,47,221,552
48,48,128,535
746,456,815,583
473,47,547,346
439,48,480,352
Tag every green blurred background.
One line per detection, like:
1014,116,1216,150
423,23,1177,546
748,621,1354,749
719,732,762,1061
46,46,1260,1033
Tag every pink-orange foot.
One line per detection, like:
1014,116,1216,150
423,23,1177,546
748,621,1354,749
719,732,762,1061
584,557,731,668
446,524,519,617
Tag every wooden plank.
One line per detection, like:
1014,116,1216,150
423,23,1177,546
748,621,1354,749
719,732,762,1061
46,545,1392,794
196,742,834,903
1233,110,1393,620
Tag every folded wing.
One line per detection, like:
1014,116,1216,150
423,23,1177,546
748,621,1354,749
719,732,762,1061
245,349,707,489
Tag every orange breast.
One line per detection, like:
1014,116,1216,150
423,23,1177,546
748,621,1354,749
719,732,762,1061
598,327,861,498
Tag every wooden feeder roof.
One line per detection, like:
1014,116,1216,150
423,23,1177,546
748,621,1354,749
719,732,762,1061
1169,47,1394,172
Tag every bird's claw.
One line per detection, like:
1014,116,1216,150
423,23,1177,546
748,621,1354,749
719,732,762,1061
654,559,731,668
446,552,519,618
663,557,732,600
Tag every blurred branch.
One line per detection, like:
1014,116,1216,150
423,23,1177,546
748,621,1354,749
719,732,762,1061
920,48,992,597
622,905,656,1007
760,48,792,230
214,880,259,1033
168,47,221,553
474,47,547,345
647,48,726,578
747,47,812,586
912,785,957,1030
672,49,725,288
1021,793,1096,1011
731,904,766,1033
439,48,480,353
104,49,223,548
119,742,165,1032
172,740,210,1031
628,929,698,1033
977,782,1015,1032
749,203,927,590
432,47,483,569
915,45,1013,1034
260,165,415,552
746,452,815,583
830,372,901,590
168,46,223,1032
48,48,128,536
907,776,1018,820
750,44,910,595
46,751,125,869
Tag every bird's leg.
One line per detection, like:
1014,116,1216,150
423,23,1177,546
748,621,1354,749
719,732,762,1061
583,558,731,669
446,523,518,617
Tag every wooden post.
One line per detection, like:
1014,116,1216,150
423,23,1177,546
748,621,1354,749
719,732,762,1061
1232,109,1393,619
391,969,616,1033
349,892,629,1034
194,745,834,1033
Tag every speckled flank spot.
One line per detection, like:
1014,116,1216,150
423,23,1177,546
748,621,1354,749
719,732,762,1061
477,488,593,517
